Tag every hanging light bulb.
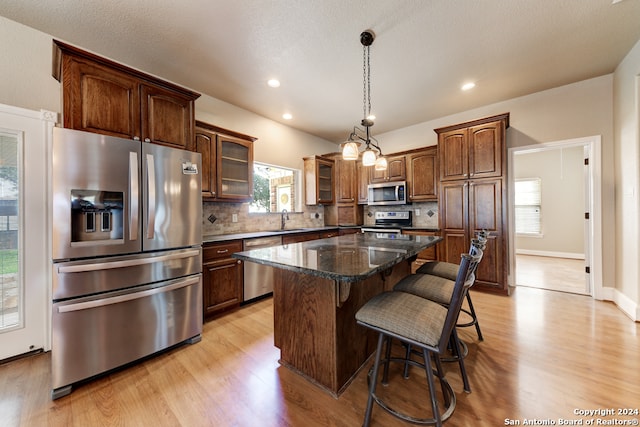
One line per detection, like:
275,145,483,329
374,156,388,171
342,141,360,160
362,148,377,166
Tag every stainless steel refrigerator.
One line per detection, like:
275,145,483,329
51,127,203,399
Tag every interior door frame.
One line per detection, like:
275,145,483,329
507,135,603,299
0,104,56,360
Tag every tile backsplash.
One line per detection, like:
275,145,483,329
363,202,439,228
202,201,439,236
202,202,325,236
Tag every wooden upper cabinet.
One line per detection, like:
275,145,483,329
436,113,508,181
59,55,141,139
407,147,438,201
303,156,334,205
370,155,406,183
141,84,195,149
195,121,256,202
216,133,254,202
438,129,468,181
53,40,199,149
194,126,216,199
335,157,357,204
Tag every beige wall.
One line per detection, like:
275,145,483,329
513,146,585,255
613,38,640,308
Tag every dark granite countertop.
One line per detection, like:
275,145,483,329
232,232,442,282
202,226,340,243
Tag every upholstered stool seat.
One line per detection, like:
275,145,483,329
409,236,488,341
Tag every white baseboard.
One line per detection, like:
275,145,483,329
609,288,639,322
515,249,585,260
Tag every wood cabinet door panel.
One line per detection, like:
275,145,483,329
64,56,140,139
203,258,243,316
440,232,467,265
439,130,468,181
387,156,406,181
408,149,437,201
195,129,215,199
469,179,501,232
440,181,467,232
475,235,501,289
357,162,369,204
141,84,193,149
469,121,502,178
335,158,356,203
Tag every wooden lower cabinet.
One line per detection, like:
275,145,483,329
202,240,243,317
282,229,339,244
401,230,440,273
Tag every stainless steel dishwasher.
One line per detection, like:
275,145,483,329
242,235,283,301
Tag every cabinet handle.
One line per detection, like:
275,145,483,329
237,260,241,264
217,249,229,254
144,137,151,142
133,136,140,141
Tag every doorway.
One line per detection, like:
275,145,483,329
0,104,55,361
508,136,602,298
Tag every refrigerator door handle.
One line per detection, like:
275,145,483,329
146,153,156,239
129,152,139,241
57,275,201,313
57,249,201,274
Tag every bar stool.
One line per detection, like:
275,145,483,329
412,233,488,341
393,244,484,393
355,252,480,427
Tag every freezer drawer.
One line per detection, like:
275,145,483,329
52,247,202,300
51,274,202,398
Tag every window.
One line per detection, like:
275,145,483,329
515,178,541,235
0,133,19,330
249,162,301,213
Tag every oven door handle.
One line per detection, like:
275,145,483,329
57,276,201,313
57,249,201,274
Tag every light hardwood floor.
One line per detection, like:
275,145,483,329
516,254,588,294
1,287,639,427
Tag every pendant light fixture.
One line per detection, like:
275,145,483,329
341,30,387,170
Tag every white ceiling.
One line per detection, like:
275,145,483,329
2,0,640,143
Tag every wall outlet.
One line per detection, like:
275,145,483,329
232,213,238,223
415,209,421,216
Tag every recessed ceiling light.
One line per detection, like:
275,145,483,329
267,79,281,88
461,82,476,91
282,113,292,120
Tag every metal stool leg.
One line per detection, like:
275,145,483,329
422,348,443,427
466,293,484,341
363,333,385,427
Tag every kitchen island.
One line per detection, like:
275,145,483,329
232,232,442,396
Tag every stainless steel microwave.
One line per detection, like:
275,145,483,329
367,181,407,205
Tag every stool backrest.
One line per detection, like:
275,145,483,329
436,251,482,353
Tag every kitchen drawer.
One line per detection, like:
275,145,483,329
203,240,243,262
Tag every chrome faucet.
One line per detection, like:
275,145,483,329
281,209,289,230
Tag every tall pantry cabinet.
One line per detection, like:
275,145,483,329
436,113,510,294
